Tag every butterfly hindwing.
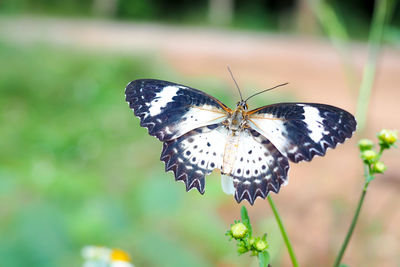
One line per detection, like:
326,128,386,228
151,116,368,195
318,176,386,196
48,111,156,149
125,79,229,141
229,128,289,204
160,124,227,194
247,103,357,163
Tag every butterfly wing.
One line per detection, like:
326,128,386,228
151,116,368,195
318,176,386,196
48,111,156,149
228,128,289,204
160,124,228,194
125,79,230,141
247,103,357,163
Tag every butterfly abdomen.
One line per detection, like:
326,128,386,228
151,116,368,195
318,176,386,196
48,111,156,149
222,107,249,175
222,130,240,175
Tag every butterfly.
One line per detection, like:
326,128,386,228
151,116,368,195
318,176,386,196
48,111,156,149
125,79,356,204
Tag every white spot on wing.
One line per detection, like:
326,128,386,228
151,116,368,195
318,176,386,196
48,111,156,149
165,104,227,140
302,106,325,142
165,126,172,134
148,85,181,116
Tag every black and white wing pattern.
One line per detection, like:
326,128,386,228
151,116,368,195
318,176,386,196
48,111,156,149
125,79,229,194
247,103,357,163
126,78,357,205
227,128,289,204
160,124,227,194
125,79,230,141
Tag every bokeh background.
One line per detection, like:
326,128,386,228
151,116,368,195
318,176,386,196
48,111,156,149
0,1,399,266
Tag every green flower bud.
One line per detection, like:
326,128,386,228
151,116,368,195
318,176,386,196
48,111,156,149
361,150,377,164
249,237,256,246
254,240,268,251
372,161,386,174
378,129,397,148
358,139,374,151
230,223,248,239
237,245,248,254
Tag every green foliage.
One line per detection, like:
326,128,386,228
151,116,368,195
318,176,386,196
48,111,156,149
1,0,399,38
0,0,93,16
226,206,270,266
258,251,270,267
0,42,231,267
240,205,252,235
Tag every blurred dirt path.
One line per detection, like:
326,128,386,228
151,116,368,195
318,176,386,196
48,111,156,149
0,16,399,125
1,16,399,267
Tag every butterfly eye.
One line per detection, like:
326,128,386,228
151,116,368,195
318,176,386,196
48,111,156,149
236,101,248,110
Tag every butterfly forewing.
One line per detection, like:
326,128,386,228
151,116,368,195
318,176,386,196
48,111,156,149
125,79,230,141
247,103,357,163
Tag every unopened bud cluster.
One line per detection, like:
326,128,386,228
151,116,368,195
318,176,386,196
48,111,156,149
226,220,268,256
358,129,397,182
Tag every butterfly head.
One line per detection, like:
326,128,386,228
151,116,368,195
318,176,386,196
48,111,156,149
236,100,248,110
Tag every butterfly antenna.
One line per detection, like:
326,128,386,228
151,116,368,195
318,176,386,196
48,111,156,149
244,82,289,102
227,66,244,101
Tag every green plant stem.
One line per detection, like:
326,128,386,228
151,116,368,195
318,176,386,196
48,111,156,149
311,0,357,91
333,146,384,267
356,0,392,131
267,195,299,267
333,180,370,267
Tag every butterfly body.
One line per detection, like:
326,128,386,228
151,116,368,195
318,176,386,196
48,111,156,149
126,79,356,204
224,104,248,130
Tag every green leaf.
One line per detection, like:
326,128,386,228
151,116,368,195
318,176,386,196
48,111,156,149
339,264,350,267
240,206,250,222
258,251,270,267
240,206,252,234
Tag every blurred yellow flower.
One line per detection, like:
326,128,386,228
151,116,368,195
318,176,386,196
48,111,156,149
82,246,134,267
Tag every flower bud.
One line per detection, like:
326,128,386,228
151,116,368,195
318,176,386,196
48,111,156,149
254,240,268,251
358,139,374,151
361,150,377,164
237,246,248,254
372,161,386,174
230,222,248,239
249,237,256,246
378,129,397,148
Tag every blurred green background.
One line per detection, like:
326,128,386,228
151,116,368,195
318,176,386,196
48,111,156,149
0,1,399,267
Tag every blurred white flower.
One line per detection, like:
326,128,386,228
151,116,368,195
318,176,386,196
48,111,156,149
82,246,134,267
